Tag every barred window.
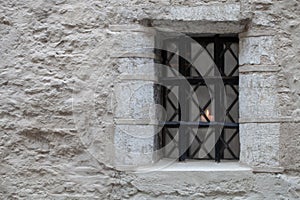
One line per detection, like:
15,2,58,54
156,34,239,162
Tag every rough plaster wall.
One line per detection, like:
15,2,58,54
274,0,300,170
0,0,299,199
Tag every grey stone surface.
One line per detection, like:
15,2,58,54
114,125,158,167
131,171,300,200
239,36,275,65
114,81,155,119
280,122,300,170
109,30,155,56
240,123,280,167
0,0,299,199
117,58,155,76
239,72,279,119
154,3,241,21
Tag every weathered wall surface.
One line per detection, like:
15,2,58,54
0,0,299,199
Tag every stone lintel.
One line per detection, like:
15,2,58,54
155,4,242,22
148,3,250,34
153,21,247,34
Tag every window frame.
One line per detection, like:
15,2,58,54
156,34,240,162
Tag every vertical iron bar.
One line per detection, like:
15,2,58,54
178,36,190,161
161,46,167,156
214,35,225,162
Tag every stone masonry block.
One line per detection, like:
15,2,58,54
114,125,157,166
239,36,275,65
152,3,248,34
157,4,241,22
252,11,277,27
240,123,280,167
116,58,155,76
279,122,300,170
110,31,155,56
114,81,155,119
239,73,279,119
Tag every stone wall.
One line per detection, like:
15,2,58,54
0,0,299,199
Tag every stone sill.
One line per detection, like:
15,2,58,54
117,159,252,173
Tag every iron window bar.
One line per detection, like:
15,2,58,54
159,121,239,129
160,76,239,85
157,34,240,162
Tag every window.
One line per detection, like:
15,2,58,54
156,34,239,162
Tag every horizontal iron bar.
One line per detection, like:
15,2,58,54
159,121,239,129
193,36,239,43
189,157,240,161
159,76,239,86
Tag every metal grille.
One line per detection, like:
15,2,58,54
156,35,239,162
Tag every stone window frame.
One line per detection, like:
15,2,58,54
112,3,284,173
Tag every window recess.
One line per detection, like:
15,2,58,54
156,34,239,162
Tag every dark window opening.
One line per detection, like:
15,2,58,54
155,34,239,162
